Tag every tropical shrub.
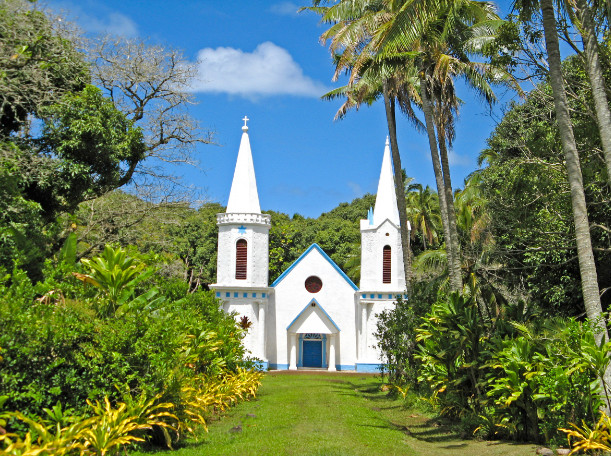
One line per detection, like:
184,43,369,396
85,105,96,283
0,394,176,455
375,295,427,385
380,288,608,444
374,280,439,385
561,411,611,454
0,245,260,448
486,320,608,443
415,292,489,418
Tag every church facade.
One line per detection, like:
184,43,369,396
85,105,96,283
211,119,408,372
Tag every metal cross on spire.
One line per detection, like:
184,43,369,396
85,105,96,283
242,116,249,127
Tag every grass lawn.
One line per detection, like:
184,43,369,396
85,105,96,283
134,371,536,456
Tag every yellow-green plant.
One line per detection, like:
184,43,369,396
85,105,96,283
391,383,410,400
0,394,177,456
561,412,611,455
0,412,91,456
83,395,176,455
119,392,178,449
179,368,263,435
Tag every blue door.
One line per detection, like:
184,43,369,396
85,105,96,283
302,340,323,367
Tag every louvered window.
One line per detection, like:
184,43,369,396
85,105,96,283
236,239,247,280
382,245,391,284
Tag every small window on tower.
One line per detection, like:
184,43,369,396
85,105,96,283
383,245,391,284
236,239,247,280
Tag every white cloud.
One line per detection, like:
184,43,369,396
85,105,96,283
269,2,300,16
190,42,330,98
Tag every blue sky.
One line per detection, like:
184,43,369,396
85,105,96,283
46,0,517,218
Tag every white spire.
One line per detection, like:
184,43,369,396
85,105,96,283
373,136,400,226
226,117,262,214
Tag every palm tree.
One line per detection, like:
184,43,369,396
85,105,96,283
519,0,605,335
308,0,513,293
406,183,441,250
370,0,514,291
569,0,611,183
454,173,491,247
308,0,421,293
515,0,609,408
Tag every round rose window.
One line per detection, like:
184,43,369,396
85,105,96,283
305,276,323,293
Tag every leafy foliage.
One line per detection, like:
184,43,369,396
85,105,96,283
0,247,254,431
378,287,607,444
477,51,611,316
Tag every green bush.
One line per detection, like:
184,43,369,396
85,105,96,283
0,246,251,434
378,288,608,444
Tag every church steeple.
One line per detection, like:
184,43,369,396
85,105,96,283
372,137,400,227
226,116,261,214
359,137,405,292
214,117,270,290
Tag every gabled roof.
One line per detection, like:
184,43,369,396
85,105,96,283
286,298,340,333
271,243,358,290
226,121,262,214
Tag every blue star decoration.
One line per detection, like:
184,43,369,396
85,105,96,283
237,225,247,234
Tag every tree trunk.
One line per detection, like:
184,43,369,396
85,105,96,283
574,0,611,183
541,4,610,408
383,81,413,295
541,0,604,336
437,127,463,291
419,75,456,292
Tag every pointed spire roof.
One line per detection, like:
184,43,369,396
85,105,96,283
373,137,400,226
226,117,262,214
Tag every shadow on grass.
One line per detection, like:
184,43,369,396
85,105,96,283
327,379,394,404
327,379,470,446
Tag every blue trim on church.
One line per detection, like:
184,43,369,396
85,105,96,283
286,298,341,332
254,360,269,371
271,243,358,290
356,363,383,373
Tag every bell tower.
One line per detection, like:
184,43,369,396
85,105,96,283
356,137,407,371
212,117,270,367
215,117,270,287
360,137,406,292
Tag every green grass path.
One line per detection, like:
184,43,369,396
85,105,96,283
144,372,536,456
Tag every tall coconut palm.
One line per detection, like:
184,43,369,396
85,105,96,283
308,0,513,292
308,0,422,293
568,0,611,183
516,0,605,336
370,0,514,291
515,0,609,406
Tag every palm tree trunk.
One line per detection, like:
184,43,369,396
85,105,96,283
541,0,606,340
383,81,412,294
438,126,463,291
420,75,458,291
574,0,611,183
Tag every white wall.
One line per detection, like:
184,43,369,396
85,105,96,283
360,219,405,292
271,247,358,368
216,221,269,288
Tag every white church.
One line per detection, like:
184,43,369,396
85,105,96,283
211,119,408,372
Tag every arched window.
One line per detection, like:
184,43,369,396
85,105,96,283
236,239,247,280
382,245,391,284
